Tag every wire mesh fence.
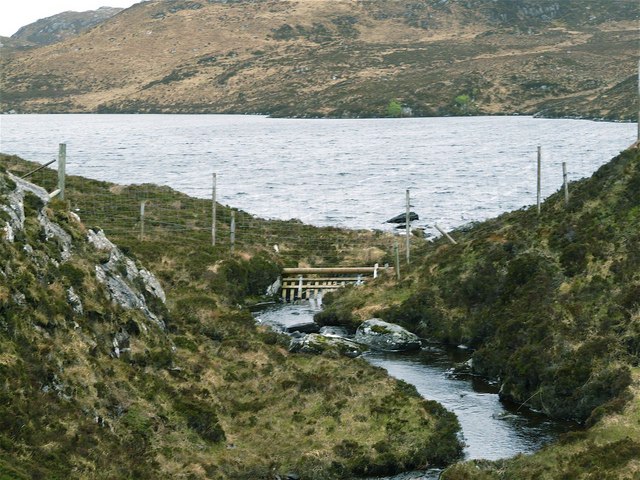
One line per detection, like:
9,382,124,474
1,152,399,267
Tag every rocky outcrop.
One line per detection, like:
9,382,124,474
10,7,123,45
1,171,166,331
355,319,421,352
88,229,166,329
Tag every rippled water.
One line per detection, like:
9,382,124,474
256,303,573,478
0,114,634,235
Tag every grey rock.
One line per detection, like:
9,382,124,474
284,321,320,334
67,287,83,315
3,223,14,242
386,212,419,224
38,211,73,261
11,174,50,204
87,229,116,251
266,276,281,296
355,319,421,352
112,329,131,358
12,292,26,306
139,268,166,304
90,228,166,328
289,333,366,358
319,326,350,337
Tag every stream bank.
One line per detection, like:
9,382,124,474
255,302,576,479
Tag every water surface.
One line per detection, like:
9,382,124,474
0,114,633,236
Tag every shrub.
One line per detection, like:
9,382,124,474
176,398,226,443
386,100,402,117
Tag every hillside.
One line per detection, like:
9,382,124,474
1,0,637,119
318,145,639,423
9,7,123,46
316,144,640,475
0,156,462,479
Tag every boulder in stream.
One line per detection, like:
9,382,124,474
355,319,421,352
284,320,320,334
289,333,366,358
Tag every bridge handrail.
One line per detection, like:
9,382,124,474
282,267,389,275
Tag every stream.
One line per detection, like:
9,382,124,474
255,302,574,479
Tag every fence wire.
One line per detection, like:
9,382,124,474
1,154,399,266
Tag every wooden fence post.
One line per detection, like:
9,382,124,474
212,173,217,246
140,201,146,241
562,162,569,206
58,143,66,200
230,210,236,253
537,146,541,215
405,188,411,265
434,223,458,245
394,241,400,281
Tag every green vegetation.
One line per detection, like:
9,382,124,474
320,146,639,422
386,99,402,117
317,146,640,475
0,154,462,479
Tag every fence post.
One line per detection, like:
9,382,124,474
394,241,400,281
230,210,236,253
212,173,217,246
562,162,569,206
405,188,411,265
140,201,146,241
536,146,541,215
434,223,458,245
58,143,66,200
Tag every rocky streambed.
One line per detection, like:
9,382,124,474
255,302,575,479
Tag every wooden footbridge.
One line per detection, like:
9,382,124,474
280,265,388,302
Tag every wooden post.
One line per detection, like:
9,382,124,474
230,210,236,253
434,223,458,245
297,275,303,300
562,162,569,206
139,201,146,241
58,143,66,200
211,173,217,246
394,241,400,281
405,188,411,265
536,146,541,215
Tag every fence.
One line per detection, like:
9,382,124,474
1,146,402,267
2,142,575,270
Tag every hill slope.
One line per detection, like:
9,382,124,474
10,7,123,46
1,0,637,119
0,157,462,479
318,144,640,423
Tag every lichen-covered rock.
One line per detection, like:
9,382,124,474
38,211,72,261
355,318,421,352
67,287,83,315
89,227,166,329
289,333,366,358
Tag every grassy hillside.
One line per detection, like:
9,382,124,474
318,144,639,423
315,144,640,476
0,154,462,479
1,0,637,119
